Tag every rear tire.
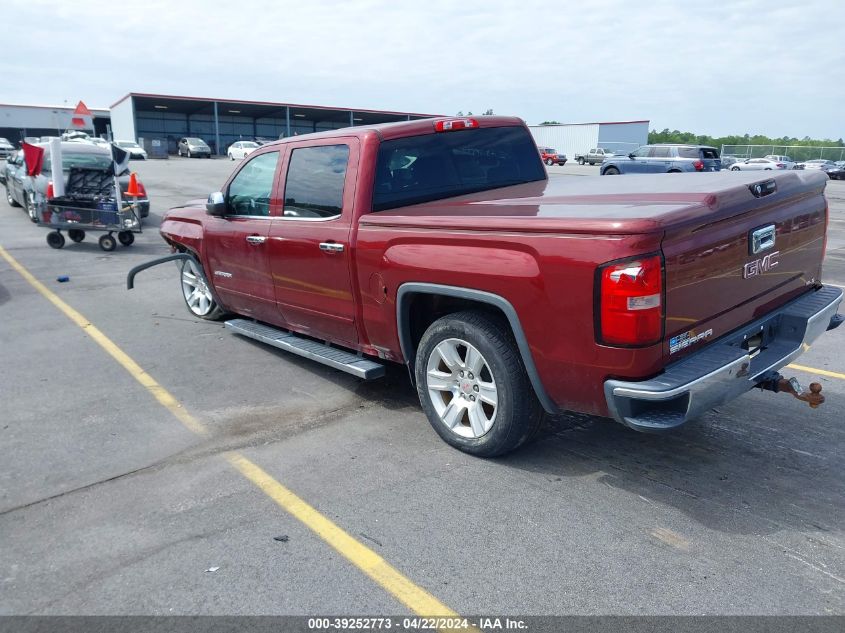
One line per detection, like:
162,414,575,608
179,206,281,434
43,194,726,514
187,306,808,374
25,195,37,222
603,167,620,175
578,157,585,165
731,166,740,171
415,311,544,457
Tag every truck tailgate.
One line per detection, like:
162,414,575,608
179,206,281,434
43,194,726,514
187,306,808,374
662,170,828,360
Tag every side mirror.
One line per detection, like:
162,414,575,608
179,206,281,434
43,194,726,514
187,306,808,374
206,191,226,216
628,153,636,159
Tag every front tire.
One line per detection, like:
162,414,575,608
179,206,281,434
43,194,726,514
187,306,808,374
731,166,740,171
180,258,225,320
229,153,234,160
415,311,544,457
603,167,620,175
545,158,554,166
5,186,20,207
187,150,192,158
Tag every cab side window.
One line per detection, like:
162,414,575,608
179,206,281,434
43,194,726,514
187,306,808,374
227,151,279,216
283,144,350,219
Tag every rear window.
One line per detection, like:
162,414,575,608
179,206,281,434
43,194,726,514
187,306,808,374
43,152,112,172
372,126,545,212
678,147,719,159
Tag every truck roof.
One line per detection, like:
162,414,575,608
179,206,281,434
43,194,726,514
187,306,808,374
262,115,527,146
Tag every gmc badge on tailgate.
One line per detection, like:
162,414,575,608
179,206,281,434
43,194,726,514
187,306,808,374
744,251,779,279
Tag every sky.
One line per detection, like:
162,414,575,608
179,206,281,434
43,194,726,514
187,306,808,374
2,0,843,139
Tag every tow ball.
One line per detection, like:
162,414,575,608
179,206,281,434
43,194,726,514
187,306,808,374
757,373,824,409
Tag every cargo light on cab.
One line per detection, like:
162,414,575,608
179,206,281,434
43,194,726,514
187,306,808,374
597,254,664,346
434,118,479,132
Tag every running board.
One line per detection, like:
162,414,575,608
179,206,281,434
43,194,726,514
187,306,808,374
225,319,385,380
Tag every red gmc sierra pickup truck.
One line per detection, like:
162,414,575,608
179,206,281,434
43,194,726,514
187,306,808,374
129,116,842,456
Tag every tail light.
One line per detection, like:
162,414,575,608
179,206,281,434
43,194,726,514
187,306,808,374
776,163,785,169
46,181,54,199
596,254,664,346
434,118,479,132
693,159,704,171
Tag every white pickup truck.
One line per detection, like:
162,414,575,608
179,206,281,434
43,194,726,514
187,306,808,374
574,148,617,165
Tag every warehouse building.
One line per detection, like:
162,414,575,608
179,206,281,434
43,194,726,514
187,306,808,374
110,93,439,156
0,103,111,143
529,120,649,159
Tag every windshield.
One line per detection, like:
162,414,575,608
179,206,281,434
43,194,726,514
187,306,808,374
187,138,208,146
117,142,140,148
373,126,546,212
43,151,112,172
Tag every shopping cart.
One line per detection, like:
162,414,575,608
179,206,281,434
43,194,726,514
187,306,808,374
37,198,142,251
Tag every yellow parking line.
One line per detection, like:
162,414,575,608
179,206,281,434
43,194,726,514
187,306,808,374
228,454,458,616
787,363,845,381
0,245,460,619
0,246,208,436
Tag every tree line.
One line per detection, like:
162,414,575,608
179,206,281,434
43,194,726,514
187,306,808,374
648,128,844,149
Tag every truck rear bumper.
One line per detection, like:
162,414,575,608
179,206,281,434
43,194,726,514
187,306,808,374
604,286,843,432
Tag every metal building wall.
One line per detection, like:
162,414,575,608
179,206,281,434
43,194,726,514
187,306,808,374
528,124,599,159
109,98,136,142
0,104,106,142
597,121,649,153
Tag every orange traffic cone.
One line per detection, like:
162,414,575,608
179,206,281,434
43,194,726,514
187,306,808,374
125,172,140,197
46,181,54,199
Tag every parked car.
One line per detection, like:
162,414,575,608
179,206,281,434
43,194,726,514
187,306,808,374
601,144,721,175
4,141,149,221
228,141,260,160
575,148,617,165
720,155,743,169
764,155,797,170
537,146,566,166
87,137,112,151
825,164,845,180
0,137,14,158
128,116,841,457
114,140,148,160
1,149,22,186
799,159,837,171
178,137,212,158
730,158,789,171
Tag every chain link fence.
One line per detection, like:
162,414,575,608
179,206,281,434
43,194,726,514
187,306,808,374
721,145,845,162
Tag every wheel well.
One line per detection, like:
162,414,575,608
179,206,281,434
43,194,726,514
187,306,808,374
405,293,508,360
397,285,557,414
667,169,682,173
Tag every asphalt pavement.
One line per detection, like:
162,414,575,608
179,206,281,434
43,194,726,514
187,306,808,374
0,156,843,616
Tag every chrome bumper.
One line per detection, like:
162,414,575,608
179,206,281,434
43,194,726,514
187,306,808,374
604,286,843,432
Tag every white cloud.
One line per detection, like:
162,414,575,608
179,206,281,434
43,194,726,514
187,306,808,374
2,0,842,138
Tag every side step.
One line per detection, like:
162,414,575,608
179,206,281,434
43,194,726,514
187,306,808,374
225,319,385,380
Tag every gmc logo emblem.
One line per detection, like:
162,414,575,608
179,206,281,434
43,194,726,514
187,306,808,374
743,251,779,278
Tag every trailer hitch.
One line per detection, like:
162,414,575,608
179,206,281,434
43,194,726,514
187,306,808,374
757,372,824,409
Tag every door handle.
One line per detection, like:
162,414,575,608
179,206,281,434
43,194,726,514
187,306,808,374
245,235,266,245
319,242,344,253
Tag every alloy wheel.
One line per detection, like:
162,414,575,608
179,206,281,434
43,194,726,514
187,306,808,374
181,259,215,316
425,338,498,438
